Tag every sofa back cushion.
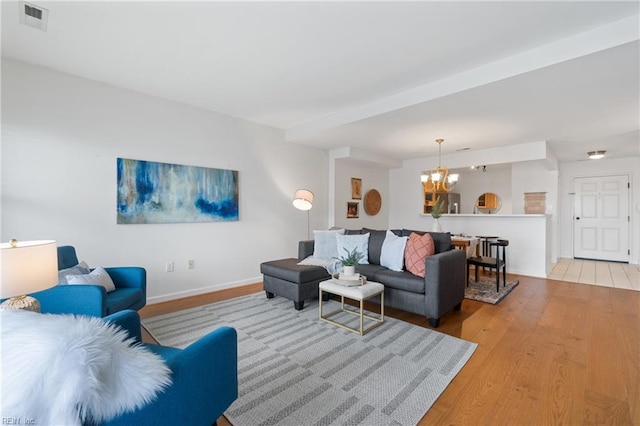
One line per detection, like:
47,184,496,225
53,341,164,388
362,228,386,264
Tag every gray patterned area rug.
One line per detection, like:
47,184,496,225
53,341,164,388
142,292,477,426
465,275,520,304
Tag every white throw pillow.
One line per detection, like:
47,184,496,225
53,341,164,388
380,230,408,272
58,261,91,284
312,229,345,259
66,267,116,292
1,309,171,425
335,233,370,265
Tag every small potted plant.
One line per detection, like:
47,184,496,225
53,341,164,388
334,247,363,276
431,196,444,232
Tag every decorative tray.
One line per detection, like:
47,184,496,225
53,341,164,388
331,273,367,287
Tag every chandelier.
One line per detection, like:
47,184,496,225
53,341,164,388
420,139,458,192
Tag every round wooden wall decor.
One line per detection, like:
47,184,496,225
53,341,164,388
364,189,382,216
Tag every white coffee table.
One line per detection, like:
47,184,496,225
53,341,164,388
318,280,384,336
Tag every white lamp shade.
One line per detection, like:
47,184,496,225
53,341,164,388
0,240,58,298
448,174,459,183
293,189,314,211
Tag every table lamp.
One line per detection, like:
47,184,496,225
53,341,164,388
0,239,58,312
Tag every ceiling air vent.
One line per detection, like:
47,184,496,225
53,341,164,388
19,1,48,32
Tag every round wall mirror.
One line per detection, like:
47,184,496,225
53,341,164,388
476,192,501,214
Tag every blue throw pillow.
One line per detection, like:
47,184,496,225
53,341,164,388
335,233,370,265
312,229,345,259
57,261,91,284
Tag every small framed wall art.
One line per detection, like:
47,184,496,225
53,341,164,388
351,177,362,199
347,202,359,219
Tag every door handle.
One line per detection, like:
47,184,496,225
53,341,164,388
576,217,580,220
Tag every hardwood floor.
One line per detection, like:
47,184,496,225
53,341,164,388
550,258,640,291
139,275,640,425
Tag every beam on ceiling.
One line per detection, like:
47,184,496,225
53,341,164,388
286,14,639,142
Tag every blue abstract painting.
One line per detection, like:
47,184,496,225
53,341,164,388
117,158,238,224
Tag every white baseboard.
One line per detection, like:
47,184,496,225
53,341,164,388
146,275,262,305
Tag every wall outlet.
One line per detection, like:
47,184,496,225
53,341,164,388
165,261,174,272
188,260,195,269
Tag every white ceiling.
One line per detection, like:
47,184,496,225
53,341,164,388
2,1,639,163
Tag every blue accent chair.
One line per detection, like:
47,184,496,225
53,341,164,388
102,310,239,426
17,285,238,425
57,245,146,316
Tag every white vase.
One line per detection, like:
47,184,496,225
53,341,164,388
343,265,356,276
432,218,443,232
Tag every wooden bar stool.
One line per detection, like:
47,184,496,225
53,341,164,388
467,239,509,292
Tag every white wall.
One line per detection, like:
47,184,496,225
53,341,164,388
436,214,552,277
449,166,513,214
558,157,640,264
389,162,513,231
511,161,559,261
390,144,640,271
333,159,389,230
1,59,329,302
389,141,555,229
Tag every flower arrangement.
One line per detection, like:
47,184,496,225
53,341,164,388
431,196,445,219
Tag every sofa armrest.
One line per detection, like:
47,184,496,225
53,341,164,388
31,285,107,317
423,249,466,319
104,310,143,343
104,267,146,290
178,326,238,409
298,240,315,260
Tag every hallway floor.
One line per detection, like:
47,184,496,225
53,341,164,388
549,258,640,291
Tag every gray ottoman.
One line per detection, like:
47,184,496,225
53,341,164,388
260,258,330,310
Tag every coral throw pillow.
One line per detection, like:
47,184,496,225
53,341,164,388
404,232,435,277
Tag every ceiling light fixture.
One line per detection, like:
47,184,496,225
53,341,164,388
420,139,458,192
587,150,606,160
470,165,487,172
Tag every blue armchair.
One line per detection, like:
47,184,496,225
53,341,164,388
102,310,239,426
57,245,146,316
14,288,238,425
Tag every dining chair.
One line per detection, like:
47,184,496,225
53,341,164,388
467,239,509,292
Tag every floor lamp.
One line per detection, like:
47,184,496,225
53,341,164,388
293,189,314,240
0,239,58,312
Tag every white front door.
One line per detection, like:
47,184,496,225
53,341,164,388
573,175,629,262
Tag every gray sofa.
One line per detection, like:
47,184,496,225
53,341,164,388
262,228,466,328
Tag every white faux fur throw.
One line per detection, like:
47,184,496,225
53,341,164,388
1,310,171,425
